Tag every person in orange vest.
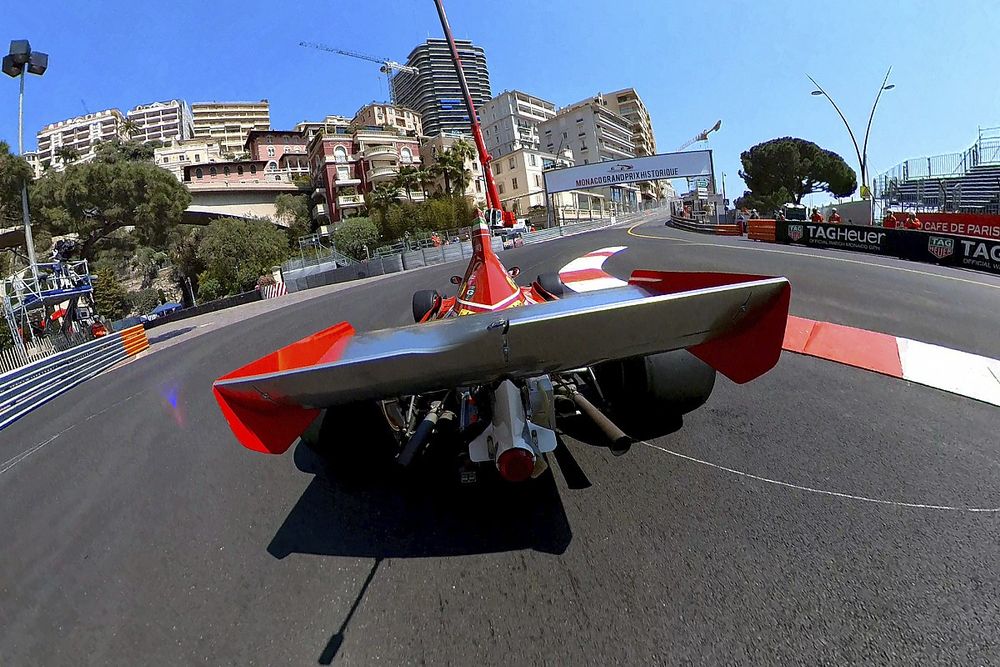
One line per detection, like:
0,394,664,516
828,208,842,223
882,210,898,229
903,212,922,229
810,207,824,223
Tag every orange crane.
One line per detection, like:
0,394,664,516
299,41,417,104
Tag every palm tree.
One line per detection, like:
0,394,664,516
120,118,140,140
55,146,80,165
430,150,466,196
368,183,400,215
394,165,421,202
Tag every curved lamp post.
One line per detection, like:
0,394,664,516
3,40,49,273
807,67,894,201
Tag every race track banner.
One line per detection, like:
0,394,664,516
776,220,1000,275
542,150,713,194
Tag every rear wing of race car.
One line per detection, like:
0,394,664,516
213,271,791,454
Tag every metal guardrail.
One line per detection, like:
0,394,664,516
0,325,149,430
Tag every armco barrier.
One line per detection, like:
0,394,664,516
775,220,1000,275
670,215,742,236
0,325,149,430
143,290,261,330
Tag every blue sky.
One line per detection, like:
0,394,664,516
3,0,999,206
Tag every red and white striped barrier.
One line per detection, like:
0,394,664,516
260,282,288,299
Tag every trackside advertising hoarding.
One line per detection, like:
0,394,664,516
776,221,1000,275
542,150,713,194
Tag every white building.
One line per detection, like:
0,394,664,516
480,90,556,158
420,133,488,205
126,99,194,144
191,100,270,158
153,139,223,181
490,146,605,222
35,109,127,172
604,88,662,201
352,102,423,137
538,95,640,213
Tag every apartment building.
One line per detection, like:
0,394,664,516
480,90,556,158
392,39,491,137
154,139,222,180
605,88,660,200
352,102,423,137
538,95,640,213
295,115,353,143
490,146,604,221
35,109,127,172
419,133,487,205
308,122,422,223
191,100,270,157
245,129,309,177
126,99,194,144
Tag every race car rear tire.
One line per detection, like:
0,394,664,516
536,272,564,298
310,400,399,470
412,289,441,322
593,350,716,439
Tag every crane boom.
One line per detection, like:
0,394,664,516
299,41,417,103
676,119,722,151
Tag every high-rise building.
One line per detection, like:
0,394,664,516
538,95,640,213
35,109,127,172
480,90,556,158
191,100,270,157
605,88,661,200
392,39,491,138
352,102,423,137
126,99,194,144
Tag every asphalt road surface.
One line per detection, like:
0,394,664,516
2,212,999,665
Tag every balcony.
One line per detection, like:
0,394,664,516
312,203,328,219
338,194,364,208
335,176,361,187
364,145,398,160
368,166,398,182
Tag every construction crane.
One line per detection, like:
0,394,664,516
299,41,418,104
676,120,722,151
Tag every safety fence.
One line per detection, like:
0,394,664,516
747,219,777,242
0,325,149,430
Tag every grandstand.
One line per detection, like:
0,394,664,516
874,127,1000,214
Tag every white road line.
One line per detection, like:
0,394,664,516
641,441,1000,513
559,246,629,293
562,276,628,293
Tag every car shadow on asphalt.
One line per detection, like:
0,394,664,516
266,440,573,561
146,326,196,345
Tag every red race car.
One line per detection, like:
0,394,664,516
212,0,791,485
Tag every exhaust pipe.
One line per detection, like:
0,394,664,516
396,401,442,467
571,391,633,456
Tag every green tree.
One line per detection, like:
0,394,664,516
197,217,289,295
130,246,169,289
120,118,140,140
55,146,81,165
168,227,205,300
30,159,191,260
128,288,161,315
393,165,423,202
0,140,32,227
94,139,157,163
92,266,130,321
274,193,312,246
332,216,380,260
430,147,472,196
367,183,400,217
739,137,857,204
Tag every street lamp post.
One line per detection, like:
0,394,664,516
807,67,894,210
3,40,49,275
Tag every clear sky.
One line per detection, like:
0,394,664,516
3,0,999,207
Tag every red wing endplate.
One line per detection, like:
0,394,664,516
213,272,791,454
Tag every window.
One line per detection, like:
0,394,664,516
250,164,257,174
562,132,567,138
162,156,169,163
509,158,515,169
237,165,244,175
494,162,502,175
334,146,348,163
498,182,505,194
535,174,541,187
583,159,588,165
195,167,203,179
223,166,230,175
267,146,275,157
209,166,217,176
400,147,412,163
475,180,482,193
529,153,536,166
194,154,200,161
274,175,281,181
512,177,519,190
179,155,186,161
266,136,272,144
473,162,478,171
